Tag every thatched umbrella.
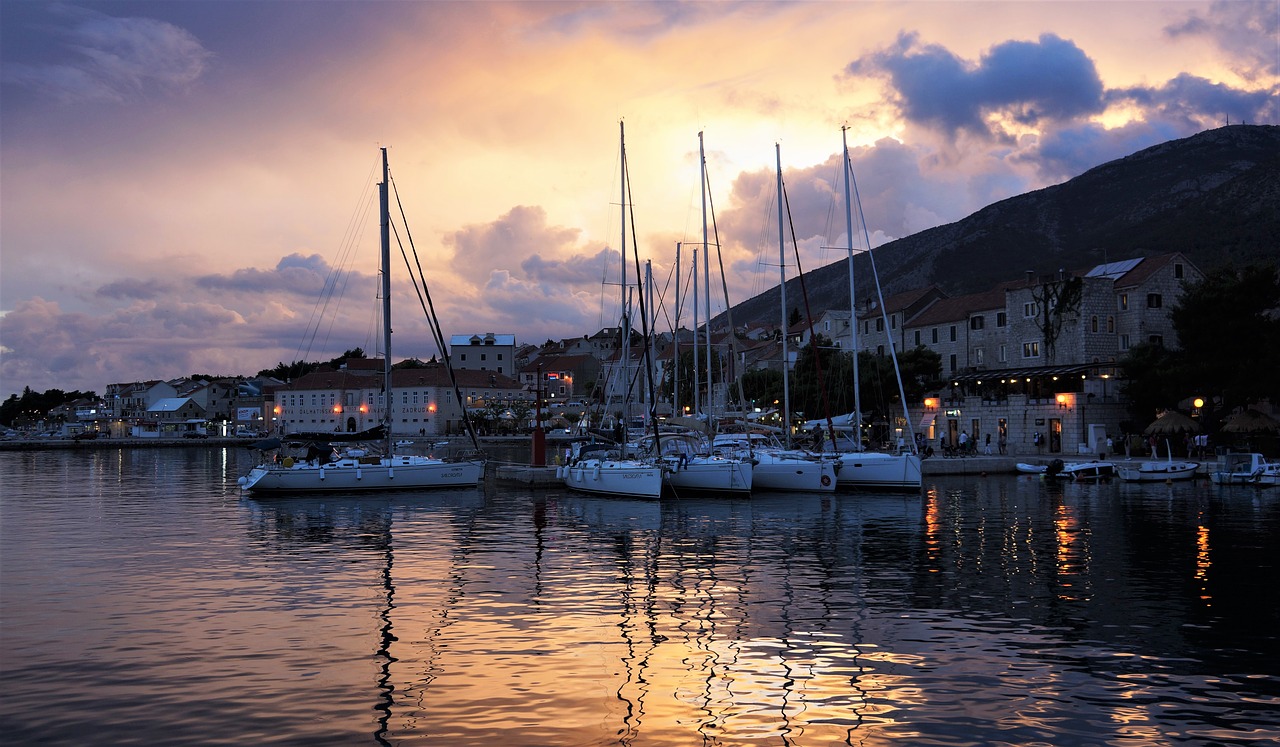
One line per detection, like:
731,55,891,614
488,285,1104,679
1143,410,1200,435
1221,409,1280,434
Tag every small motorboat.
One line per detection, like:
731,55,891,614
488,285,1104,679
1211,453,1276,486
1042,459,1116,481
1016,463,1047,474
1117,459,1199,482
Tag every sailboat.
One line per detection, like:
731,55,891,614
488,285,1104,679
561,122,665,500
646,131,753,496
714,143,836,494
828,128,923,491
238,149,485,494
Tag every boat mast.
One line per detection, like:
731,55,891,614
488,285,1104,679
777,144,793,449
847,129,917,455
692,246,700,420
619,121,631,454
841,127,863,451
379,147,393,455
700,131,712,423
673,242,681,417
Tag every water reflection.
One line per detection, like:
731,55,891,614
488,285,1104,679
3,449,1278,746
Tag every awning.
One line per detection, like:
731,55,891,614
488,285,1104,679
946,363,1094,384
918,413,936,429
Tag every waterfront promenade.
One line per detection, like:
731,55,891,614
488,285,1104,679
0,434,1063,477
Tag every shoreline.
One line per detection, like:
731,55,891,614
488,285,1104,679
1,436,1151,477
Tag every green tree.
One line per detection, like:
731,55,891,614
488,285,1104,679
738,367,785,413
661,348,723,411
1120,262,1280,426
1119,342,1185,423
0,387,98,427
895,345,944,403
790,334,855,420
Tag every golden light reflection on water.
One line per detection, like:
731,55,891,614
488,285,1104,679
1053,499,1091,602
924,488,941,572
5,451,1279,745
1196,518,1212,606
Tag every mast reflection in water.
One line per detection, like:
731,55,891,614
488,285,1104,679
1,447,1277,746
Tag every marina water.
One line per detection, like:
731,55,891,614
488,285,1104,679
2,447,1277,745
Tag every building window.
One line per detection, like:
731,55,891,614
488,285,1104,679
1147,293,1163,308
931,328,938,344
460,353,467,361
1023,341,1040,358
1091,315,1098,333
1148,334,1164,346
996,312,1007,327
1107,316,1115,333
999,344,1007,363
914,330,921,346
876,318,884,332
1120,334,1130,350
877,345,885,356
949,325,957,342
949,354,957,372
1119,294,1128,311
974,348,985,365
891,316,897,329
970,316,984,330
1024,302,1038,317
1175,263,1184,279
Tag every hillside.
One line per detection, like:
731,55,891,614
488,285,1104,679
722,124,1279,329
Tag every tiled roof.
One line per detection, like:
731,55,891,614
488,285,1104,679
907,288,1006,327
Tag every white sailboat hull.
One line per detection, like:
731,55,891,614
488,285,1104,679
661,456,753,495
562,458,665,499
750,450,837,493
239,455,483,493
833,452,923,490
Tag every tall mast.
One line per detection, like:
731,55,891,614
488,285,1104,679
841,127,863,451
692,246,700,419
379,147,392,452
673,242,681,417
848,130,917,455
619,121,631,450
645,259,655,416
776,144,792,449
699,131,712,420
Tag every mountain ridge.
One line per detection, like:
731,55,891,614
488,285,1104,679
721,124,1279,330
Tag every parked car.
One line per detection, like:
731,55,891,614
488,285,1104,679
72,431,99,441
182,431,209,439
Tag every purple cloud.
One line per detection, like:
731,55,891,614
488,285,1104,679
848,32,1105,139
1166,0,1279,80
2,4,213,104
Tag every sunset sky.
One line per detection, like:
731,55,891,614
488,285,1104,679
1,1,1275,399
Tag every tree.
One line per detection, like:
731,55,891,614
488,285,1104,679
0,387,99,427
738,368,784,413
893,346,943,403
1118,342,1185,423
790,334,854,420
1170,263,1280,412
661,348,723,411
1119,262,1280,426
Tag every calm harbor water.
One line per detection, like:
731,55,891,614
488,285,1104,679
2,447,1278,746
